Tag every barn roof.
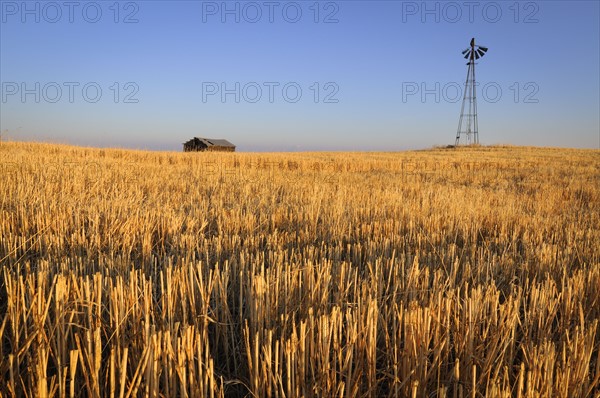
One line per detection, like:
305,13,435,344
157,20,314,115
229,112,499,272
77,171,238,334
184,137,236,147
202,138,235,147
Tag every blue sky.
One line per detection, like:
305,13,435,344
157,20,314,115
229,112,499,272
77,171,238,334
1,0,599,151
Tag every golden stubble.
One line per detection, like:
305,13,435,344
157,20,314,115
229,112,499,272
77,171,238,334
0,142,599,397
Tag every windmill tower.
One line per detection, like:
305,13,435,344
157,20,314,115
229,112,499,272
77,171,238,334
455,38,488,146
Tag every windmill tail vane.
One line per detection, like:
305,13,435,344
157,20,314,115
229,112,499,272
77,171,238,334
455,37,488,146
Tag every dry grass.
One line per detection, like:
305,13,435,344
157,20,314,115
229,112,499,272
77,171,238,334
0,141,599,397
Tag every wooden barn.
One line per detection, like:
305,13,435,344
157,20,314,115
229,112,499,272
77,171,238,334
183,137,236,152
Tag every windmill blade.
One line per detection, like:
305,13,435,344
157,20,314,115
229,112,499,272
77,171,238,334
461,40,489,61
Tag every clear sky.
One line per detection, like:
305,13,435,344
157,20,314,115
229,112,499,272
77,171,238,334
1,0,599,151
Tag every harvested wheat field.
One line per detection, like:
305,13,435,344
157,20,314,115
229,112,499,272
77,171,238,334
0,142,599,397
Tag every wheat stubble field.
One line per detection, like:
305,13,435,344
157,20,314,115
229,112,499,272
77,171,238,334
0,142,599,397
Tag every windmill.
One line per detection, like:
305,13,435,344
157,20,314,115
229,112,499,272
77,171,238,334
455,38,488,146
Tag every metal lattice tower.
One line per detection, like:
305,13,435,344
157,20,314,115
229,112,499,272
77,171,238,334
455,38,488,146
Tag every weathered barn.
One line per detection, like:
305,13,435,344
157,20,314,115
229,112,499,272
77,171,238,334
183,137,236,152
